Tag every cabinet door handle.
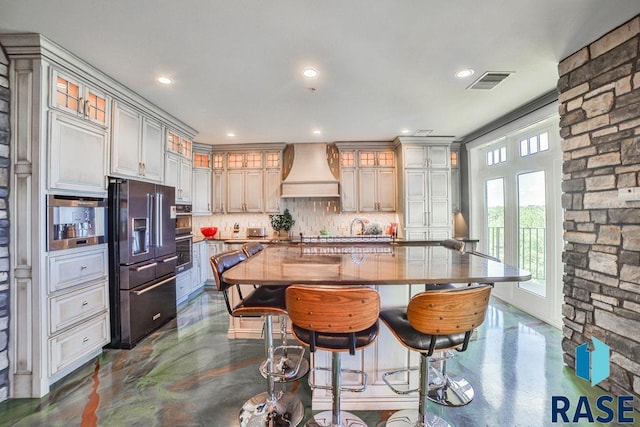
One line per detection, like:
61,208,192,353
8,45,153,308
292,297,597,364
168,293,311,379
80,265,87,270
82,301,89,307
82,337,90,343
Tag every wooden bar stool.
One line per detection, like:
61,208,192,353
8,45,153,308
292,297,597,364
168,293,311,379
285,285,380,427
429,240,498,407
241,242,309,383
211,250,304,427
380,285,492,427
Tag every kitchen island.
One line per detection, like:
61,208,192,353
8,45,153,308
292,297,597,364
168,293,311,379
222,242,530,411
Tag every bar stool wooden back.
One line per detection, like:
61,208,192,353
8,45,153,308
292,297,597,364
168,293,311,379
240,242,310,384
286,285,380,427
210,250,304,427
380,285,492,427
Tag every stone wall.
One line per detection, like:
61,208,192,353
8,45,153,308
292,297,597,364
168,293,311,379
0,44,10,402
559,15,640,408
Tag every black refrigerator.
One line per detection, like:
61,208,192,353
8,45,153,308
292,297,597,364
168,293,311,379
107,178,178,349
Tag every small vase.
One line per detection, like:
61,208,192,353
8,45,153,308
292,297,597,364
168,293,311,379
279,229,289,239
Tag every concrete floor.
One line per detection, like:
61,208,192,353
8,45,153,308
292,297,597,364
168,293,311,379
0,290,632,426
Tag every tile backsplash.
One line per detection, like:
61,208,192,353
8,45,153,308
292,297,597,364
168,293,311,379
192,198,399,239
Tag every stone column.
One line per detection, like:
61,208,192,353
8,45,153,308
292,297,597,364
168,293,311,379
558,15,640,409
0,43,10,402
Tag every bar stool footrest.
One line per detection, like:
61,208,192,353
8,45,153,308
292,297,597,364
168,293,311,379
382,365,445,395
260,345,308,381
308,366,368,393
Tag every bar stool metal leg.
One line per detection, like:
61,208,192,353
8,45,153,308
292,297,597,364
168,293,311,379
385,354,451,427
260,315,309,382
307,353,367,427
427,351,474,407
239,315,304,427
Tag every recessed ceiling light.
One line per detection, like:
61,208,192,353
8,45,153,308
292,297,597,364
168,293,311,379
312,129,322,135
303,68,319,79
226,132,236,137
157,76,173,85
455,68,475,79
400,129,411,134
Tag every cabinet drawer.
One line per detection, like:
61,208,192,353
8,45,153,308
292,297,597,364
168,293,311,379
49,313,109,375
48,247,108,293
49,280,108,334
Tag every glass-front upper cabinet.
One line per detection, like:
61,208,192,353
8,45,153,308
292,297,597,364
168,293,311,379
167,130,192,158
358,150,394,167
51,68,109,127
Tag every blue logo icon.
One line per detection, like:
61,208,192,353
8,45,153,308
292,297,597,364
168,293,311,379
575,337,610,387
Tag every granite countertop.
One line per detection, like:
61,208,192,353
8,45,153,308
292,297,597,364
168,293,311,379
192,234,478,246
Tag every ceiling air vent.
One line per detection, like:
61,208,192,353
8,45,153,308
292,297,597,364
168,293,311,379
413,129,433,137
467,72,512,90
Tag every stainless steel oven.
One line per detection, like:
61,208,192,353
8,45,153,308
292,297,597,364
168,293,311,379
175,204,192,235
176,234,192,273
175,204,192,273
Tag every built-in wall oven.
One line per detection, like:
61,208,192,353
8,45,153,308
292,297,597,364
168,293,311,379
175,204,192,273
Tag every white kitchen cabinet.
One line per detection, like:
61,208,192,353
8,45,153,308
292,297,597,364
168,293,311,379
49,280,108,334
47,246,108,293
48,312,109,376
50,68,109,128
111,101,164,182
339,150,357,213
403,144,449,169
1,33,198,398
192,144,213,215
193,168,212,215
46,246,110,377
49,111,108,194
358,168,396,212
176,269,194,305
227,169,263,213
340,168,357,213
211,153,225,213
450,146,461,213
264,151,282,213
167,130,192,158
396,137,452,241
165,152,193,204
218,147,284,214
192,239,222,291
203,240,224,286
336,144,396,213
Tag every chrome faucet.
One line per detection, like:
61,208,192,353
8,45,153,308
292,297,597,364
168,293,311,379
350,217,367,235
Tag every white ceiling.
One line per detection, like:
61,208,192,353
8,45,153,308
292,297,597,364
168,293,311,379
1,1,639,145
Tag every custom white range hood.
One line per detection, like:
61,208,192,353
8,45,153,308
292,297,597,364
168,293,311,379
281,143,340,198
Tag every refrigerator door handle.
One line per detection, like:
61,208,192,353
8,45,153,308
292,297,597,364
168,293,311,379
135,262,158,272
133,275,176,296
156,192,163,249
147,192,154,248
161,255,178,263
